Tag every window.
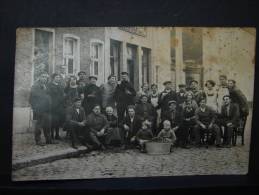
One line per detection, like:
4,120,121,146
110,39,121,79
33,28,54,82
142,48,151,84
90,40,104,79
63,35,80,75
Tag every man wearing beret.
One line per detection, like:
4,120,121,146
158,81,177,120
82,75,102,115
114,72,136,123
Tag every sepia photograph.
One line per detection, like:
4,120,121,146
11,27,256,181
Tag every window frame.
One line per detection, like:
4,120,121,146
63,34,80,76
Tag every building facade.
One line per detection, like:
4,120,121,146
13,27,172,132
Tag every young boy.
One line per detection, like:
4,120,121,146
157,120,177,144
135,120,154,152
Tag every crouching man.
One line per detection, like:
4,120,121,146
121,105,142,149
85,104,108,150
193,98,222,147
66,97,89,149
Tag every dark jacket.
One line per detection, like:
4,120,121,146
161,108,182,128
195,106,216,126
220,103,240,125
105,114,118,128
121,115,142,138
64,86,79,107
66,105,86,127
191,89,206,105
85,112,108,134
229,87,249,116
136,128,153,140
29,81,51,114
135,102,157,121
176,91,186,106
82,84,102,115
114,80,136,105
47,82,65,114
158,89,177,113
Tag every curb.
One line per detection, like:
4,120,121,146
12,146,88,170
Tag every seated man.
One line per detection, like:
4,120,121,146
121,105,142,149
104,106,123,147
135,120,154,152
66,97,88,149
160,100,182,135
85,104,108,150
220,95,240,148
178,101,196,149
135,94,157,134
157,120,177,145
194,98,222,147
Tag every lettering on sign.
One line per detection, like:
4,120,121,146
118,27,147,37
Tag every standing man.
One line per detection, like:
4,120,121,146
100,75,117,110
59,65,68,88
77,71,88,95
228,79,249,143
216,75,229,114
220,95,240,148
228,79,249,121
176,84,187,108
82,75,102,115
29,72,53,146
48,73,65,140
158,81,177,120
189,80,206,105
114,72,136,123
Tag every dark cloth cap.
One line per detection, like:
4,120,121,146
163,81,172,85
190,80,198,85
78,71,86,76
178,84,186,87
89,75,98,80
73,97,82,102
121,72,129,75
168,100,177,105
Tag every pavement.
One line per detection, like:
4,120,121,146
12,130,88,170
12,111,253,181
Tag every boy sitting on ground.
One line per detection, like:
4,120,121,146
135,120,154,152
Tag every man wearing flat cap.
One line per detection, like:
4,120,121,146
82,75,102,115
114,71,136,123
158,80,177,121
159,100,181,136
65,97,91,149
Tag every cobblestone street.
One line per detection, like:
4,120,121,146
12,112,252,181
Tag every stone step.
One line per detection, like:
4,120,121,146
12,146,88,170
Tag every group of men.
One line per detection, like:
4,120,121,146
30,69,249,151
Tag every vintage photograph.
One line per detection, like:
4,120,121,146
12,27,255,181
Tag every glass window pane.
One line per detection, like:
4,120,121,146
94,61,98,75
65,39,74,55
68,58,74,74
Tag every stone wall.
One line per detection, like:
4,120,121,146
203,28,256,101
